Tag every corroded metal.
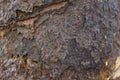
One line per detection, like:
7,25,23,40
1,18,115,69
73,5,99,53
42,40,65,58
0,0,66,26
0,0,119,80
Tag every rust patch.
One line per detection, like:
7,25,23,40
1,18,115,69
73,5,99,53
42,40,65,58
0,31,4,38
40,1,67,14
17,18,37,26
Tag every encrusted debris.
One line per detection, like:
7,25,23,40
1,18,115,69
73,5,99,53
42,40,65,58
0,0,119,80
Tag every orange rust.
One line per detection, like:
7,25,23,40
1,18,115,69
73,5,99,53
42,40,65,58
0,31,4,38
100,68,110,80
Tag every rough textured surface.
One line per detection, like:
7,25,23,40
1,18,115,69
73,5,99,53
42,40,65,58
0,0,66,26
0,0,119,80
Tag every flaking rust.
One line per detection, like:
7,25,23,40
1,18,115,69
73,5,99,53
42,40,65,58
0,0,119,80
0,0,68,26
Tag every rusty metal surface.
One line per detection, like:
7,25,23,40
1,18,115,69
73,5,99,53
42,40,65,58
0,0,66,26
0,0,119,80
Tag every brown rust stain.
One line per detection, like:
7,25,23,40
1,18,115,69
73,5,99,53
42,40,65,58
40,1,67,14
17,18,37,26
111,56,120,79
16,1,67,26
